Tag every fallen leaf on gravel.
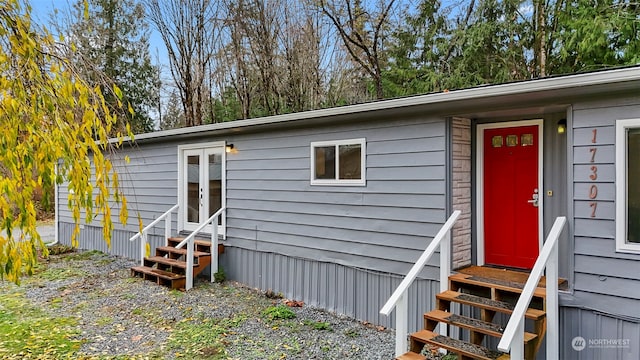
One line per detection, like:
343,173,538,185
131,335,142,342
284,299,303,307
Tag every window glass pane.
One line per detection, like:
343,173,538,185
208,154,222,225
338,144,361,179
314,146,335,179
628,129,640,243
187,155,200,223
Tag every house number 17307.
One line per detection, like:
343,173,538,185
589,129,598,217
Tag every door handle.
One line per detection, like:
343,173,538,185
527,192,539,207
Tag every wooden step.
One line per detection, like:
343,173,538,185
155,246,211,258
456,265,567,290
396,352,427,360
424,310,538,343
167,237,224,254
131,266,185,280
145,256,189,269
411,330,510,360
437,290,546,320
131,265,186,290
449,273,547,298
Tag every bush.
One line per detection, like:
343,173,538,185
262,305,296,321
213,267,225,283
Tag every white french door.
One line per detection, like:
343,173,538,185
179,143,225,234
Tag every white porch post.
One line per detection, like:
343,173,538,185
140,232,147,266
186,238,194,290
439,228,451,337
165,212,172,244
211,216,219,283
511,318,525,360
395,293,408,356
546,240,559,359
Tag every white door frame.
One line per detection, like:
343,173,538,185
177,141,226,235
475,120,544,266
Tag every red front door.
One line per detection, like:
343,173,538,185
483,125,540,269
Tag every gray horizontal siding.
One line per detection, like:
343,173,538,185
569,97,640,319
225,116,448,278
58,141,181,234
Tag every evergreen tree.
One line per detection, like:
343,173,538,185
159,91,185,130
69,0,160,133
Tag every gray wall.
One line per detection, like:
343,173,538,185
58,115,450,331
224,116,447,277
569,95,640,319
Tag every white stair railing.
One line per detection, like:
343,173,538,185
497,216,566,360
129,204,179,265
175,207,226,290
380,210,461,357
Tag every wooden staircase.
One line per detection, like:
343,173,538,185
398,266,556,360
131,237,222,290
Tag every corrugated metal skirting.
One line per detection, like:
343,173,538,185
220,246,440,331
58,222,165,260
559,307,640,360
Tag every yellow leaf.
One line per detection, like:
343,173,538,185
113,84,123,100
83,0,89,19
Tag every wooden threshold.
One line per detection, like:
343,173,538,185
456,265,568,291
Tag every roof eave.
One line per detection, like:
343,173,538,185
117,66,640,144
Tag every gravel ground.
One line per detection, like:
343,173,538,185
2,249,420,359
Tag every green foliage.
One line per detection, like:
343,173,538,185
213,266,225,283
168,316,245,359
262,305,297,321
69,0,160,133
344,328,360,338
47,244,75,256
302,319,333,331
0,290,81,358
384,0,640,95
159,91,185,130
0,0,131,284
39,266,89,281
65,249,105,261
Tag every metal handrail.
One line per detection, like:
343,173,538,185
497,216,566,360
380,210,461,356
128,204,179,265
176,207,226,290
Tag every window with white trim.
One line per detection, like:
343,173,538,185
310,138,366,185
616,118,640,253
